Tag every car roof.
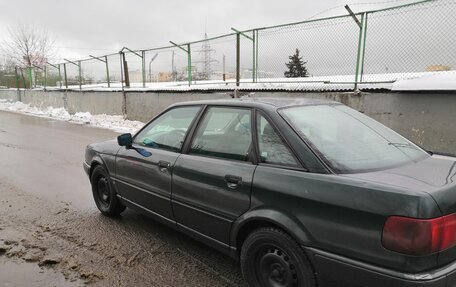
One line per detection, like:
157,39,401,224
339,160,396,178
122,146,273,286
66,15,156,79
170,97,340,110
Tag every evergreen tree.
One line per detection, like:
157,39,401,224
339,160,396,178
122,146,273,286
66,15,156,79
284,48,309,78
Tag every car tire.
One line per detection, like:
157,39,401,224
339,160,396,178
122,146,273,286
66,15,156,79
91,165,126,217
240,227,316,287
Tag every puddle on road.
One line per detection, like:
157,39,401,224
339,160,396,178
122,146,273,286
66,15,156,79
0,257,82,287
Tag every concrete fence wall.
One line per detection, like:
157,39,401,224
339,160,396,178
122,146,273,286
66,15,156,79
0,89,455,155
0,90,21,102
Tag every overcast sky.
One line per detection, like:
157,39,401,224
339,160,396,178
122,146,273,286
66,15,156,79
0,0,418,61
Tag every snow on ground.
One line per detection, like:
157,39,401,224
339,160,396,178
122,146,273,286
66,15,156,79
3,70,453,93
35,71,454,92
0,99,144,134
392,72,456,91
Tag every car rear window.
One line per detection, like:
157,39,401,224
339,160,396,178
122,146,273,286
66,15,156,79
281,104,429,173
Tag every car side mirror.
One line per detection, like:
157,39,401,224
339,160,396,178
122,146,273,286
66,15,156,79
117,133,132,148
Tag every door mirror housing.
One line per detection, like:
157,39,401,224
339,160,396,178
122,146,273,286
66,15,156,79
117,133,132,148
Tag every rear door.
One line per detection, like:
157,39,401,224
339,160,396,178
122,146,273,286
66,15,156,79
115,106,201,223
172,106,257,245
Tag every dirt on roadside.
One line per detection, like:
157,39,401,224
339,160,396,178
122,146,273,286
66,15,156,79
0,178,244,287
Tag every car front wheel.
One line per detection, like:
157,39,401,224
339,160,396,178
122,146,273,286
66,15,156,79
241,227,316,287
91,165,126,217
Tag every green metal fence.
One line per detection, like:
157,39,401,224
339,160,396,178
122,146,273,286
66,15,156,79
3,0,455,91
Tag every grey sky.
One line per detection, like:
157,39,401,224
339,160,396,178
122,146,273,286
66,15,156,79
0,0,416,60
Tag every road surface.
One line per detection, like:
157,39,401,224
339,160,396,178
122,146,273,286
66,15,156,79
0,110,244,286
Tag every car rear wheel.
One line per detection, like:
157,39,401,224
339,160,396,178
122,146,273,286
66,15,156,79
241,227,316,287
91,165,126,217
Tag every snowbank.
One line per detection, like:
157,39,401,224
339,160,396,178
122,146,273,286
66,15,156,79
6,70,454,92
0,99,144,133
391,72,456,91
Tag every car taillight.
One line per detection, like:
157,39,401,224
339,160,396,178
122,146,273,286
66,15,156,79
382,213,456,256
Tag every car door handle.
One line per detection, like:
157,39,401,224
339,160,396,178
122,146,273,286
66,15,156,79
158,160,171,173
225,175,242,189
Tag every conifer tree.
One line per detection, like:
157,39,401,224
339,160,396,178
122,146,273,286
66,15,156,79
284,48,309,78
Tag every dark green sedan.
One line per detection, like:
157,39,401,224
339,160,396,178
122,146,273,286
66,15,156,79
84,98,456,287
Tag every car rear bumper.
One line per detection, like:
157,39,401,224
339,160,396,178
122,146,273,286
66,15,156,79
305,247,456,287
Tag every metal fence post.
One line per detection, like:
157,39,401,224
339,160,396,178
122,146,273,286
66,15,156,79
63,63,68,89
105,56,110,88
122,52,130,88
15,66,19,90
48,62,62,88
187,44,192,86
353,12,368,91
78,61,82,90
223,54,226,81
232,28,254,86
20,68,26,89
124,54,130,87
236,32,240,87
58,64,62,88
142,50,146,88
360,13,368,83
124,55,129,87
120,47,144,87
255,30,259,82
119,52,124,90
27,66,33,89
90,55,111,88
252,30,256,83
34,67,38,88
44,65,47,90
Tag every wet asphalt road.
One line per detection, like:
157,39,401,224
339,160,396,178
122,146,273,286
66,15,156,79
0,111,244,286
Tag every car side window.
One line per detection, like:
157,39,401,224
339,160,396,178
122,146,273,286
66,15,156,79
190,107,252,161
257,113,299,167
134,106,201,152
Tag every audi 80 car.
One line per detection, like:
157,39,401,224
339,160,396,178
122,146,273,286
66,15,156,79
84,98,456,287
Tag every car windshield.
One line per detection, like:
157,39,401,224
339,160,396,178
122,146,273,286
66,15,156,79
281,104,429,173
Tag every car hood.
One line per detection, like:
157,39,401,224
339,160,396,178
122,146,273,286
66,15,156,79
87,138,120,155
343,154,456,215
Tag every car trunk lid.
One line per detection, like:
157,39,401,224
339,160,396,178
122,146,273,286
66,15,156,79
343,154,456,215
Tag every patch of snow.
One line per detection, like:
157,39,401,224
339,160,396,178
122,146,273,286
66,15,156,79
4,71,456,92
72,112,92,123
391,72,456,91
0,100,144,134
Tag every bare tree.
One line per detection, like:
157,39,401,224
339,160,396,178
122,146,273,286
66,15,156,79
1,24,56,87
1,24,56,68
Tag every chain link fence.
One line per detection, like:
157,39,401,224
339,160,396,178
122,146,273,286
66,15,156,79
2,0,454,91
363,0,456,83
255,15,360,90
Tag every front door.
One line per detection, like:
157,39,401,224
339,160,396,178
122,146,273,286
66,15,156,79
115,106,202,222
172,106,257,245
